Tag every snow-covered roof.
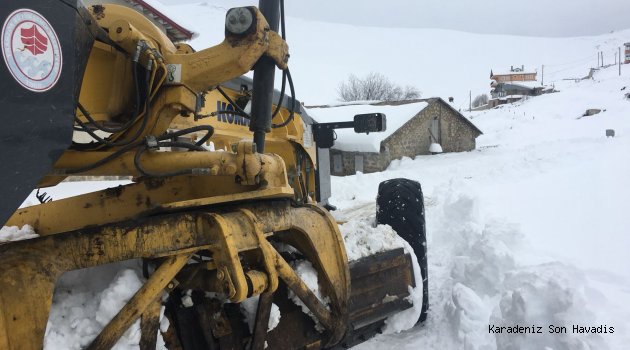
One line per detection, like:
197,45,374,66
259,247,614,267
497,81,544,89
306,100,429,152
491,70,537,76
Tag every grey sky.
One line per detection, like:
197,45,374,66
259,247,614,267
285,0,630,37
160,0,630,37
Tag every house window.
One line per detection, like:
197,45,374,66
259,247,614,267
333,154,342,173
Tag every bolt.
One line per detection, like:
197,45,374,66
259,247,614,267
224,281,231,293
217,269,225,280
168,283,174,289
116,27,122,34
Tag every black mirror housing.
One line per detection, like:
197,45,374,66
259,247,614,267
353,113,386,134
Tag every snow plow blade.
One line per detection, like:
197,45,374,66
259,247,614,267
340,248,416,348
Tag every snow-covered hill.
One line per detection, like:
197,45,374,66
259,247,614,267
146,0,630,108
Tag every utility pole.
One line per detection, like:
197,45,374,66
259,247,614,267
601,52,604,67
597,52,600,67
541,65,544,85
620,47,622,76
469,90,472,112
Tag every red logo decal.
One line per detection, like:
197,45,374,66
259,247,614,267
2,9,62,92
20,25,48,55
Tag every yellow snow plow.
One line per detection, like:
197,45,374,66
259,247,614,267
0,1,426,349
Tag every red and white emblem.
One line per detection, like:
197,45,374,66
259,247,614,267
1,9,62,92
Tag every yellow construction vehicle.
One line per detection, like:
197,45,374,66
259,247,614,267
0,1,427,349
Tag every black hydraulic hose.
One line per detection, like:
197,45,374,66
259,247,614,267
73,116,113,145
193,126,215,146
280,0,286,40
216,86,251,118
68,64,154,171
271,68,296,128
269,0,290,127
64,140,143,174
271,70,287,119
157,125,214,142
76,62,142,135
74,62,152,148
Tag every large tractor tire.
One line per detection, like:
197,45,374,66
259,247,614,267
376,178,428,323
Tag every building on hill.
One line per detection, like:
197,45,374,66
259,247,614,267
490,65,537,83
307,98,482,176
489,66,549,107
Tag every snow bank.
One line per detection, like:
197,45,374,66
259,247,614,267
45,264,168,350
0,224,38,242
338,214,404,261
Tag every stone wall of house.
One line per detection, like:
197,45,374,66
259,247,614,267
329,149,389,175
437,104,479,152
383,99,478,159
382,108,433,161
328,99,481,176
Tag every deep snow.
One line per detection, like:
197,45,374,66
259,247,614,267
334,65,630,349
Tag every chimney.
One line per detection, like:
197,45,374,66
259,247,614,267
522,65,524,71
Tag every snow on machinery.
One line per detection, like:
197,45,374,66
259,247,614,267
0,1,428,349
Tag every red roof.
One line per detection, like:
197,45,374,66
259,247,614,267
128,0,194,42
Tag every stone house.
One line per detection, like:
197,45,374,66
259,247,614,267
307,98,483,176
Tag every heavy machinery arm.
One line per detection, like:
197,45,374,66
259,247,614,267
0,1,419,349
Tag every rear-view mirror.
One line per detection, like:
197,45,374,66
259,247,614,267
353,113,386,134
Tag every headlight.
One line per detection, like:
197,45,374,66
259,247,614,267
225,7,255,36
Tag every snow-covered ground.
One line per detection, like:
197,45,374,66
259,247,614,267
334,65,630,349
2,2,629,349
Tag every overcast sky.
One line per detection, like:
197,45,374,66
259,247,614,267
160,0,630,37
